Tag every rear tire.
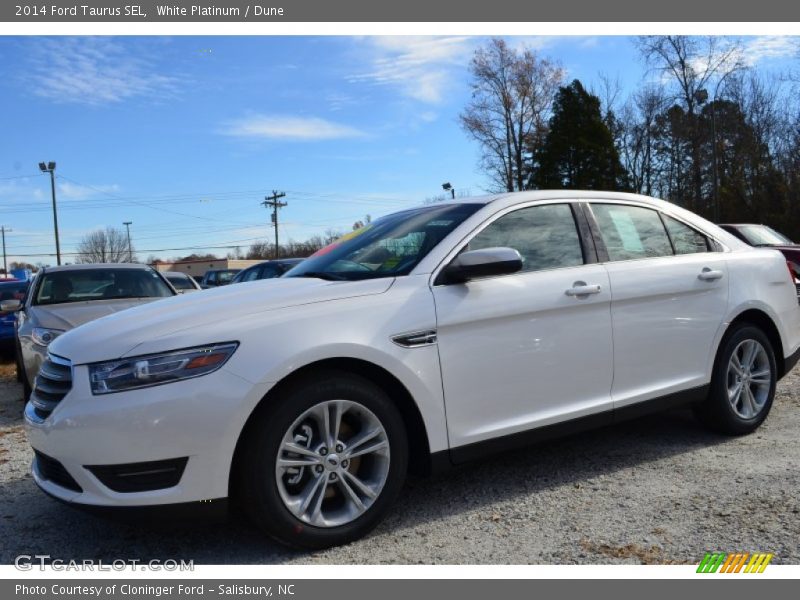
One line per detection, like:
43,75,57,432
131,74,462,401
237,370,408,549
695,323,777,435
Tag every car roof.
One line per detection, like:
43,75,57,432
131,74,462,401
426,190,682,211
164,270,190,277
41,263,153,273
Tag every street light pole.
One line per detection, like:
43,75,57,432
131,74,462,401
39,161,61,265
442,182,455,199
123,221,133,262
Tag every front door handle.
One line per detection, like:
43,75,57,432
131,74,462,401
565,283,602,296
698,268,724,281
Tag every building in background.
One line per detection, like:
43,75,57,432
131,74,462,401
149,258,262,280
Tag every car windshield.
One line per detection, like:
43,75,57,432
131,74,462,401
34,269,174,306
285,203,484,281
736,225,794,246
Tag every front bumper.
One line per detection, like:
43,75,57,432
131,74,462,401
25,363,272,507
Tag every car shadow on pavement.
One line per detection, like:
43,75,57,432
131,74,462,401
0,402,732,565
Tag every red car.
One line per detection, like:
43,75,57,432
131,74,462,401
719,224,800,299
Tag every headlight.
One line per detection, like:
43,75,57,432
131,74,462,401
89,342,238,395
31,327,64,346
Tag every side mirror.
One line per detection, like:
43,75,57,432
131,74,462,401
439,247,523,284
0,299,22,312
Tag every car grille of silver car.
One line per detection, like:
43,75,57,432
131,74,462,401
31,354,73,420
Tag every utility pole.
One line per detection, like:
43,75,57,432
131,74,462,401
122,222,133,262
262,191,287,259
38,161,61,265
1,226,10,275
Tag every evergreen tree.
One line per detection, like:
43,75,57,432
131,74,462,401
533,80,629,191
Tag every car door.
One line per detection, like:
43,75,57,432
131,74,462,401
586,202,729,408
432,202,614,453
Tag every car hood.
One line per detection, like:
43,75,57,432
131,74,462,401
30,298,163,331
49,277,394,364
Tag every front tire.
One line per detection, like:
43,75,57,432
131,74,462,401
696,323,777,435
238,371,408,549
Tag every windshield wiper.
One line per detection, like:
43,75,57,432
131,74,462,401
294,271,347,281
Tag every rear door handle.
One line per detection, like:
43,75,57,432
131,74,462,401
698,268,724,281
565,283,602,296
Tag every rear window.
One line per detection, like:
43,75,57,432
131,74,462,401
167,274,196,290
34,269,174,306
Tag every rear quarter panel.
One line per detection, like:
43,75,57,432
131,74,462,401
725,248,800,361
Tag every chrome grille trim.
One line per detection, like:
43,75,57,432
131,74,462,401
31,354,73,420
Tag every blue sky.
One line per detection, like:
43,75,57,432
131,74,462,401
0,35,797,265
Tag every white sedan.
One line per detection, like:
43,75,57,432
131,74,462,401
25,191,800,549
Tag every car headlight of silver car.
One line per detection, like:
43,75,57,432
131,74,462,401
31,327,64,346
88,342,239,395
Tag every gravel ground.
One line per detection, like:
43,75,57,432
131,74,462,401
1,354,798,565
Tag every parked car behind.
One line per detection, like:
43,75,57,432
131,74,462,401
199,269,241,289
0,264,175,400
231,258,304,284
718,224,800,299
24,192,800,550
0,279,29,352
163,271,203,293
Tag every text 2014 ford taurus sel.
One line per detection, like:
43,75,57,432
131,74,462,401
25,191,800,549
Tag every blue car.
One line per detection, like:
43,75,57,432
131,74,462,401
0,279,28,348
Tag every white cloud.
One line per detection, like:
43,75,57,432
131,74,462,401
222,115,367,141
742,36,799,66
57,181,120,200
24,37,181,106
350,36,474,104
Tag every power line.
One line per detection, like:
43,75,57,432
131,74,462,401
7,236,270,258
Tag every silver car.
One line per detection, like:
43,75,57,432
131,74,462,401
0,263,175,399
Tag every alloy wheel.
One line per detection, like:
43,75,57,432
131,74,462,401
726,339,772,419
274,399,391,528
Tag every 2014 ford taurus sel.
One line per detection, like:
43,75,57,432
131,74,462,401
25,191,800,549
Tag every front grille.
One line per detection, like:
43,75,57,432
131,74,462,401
86,457,189,493
31,354,72,420
34,450,83,493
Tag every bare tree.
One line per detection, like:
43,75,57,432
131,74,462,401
75,227,134,264
618,86,668,196
637,36,744,210
460,38,564,192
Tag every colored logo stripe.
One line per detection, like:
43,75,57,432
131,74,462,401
697,552,773,573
